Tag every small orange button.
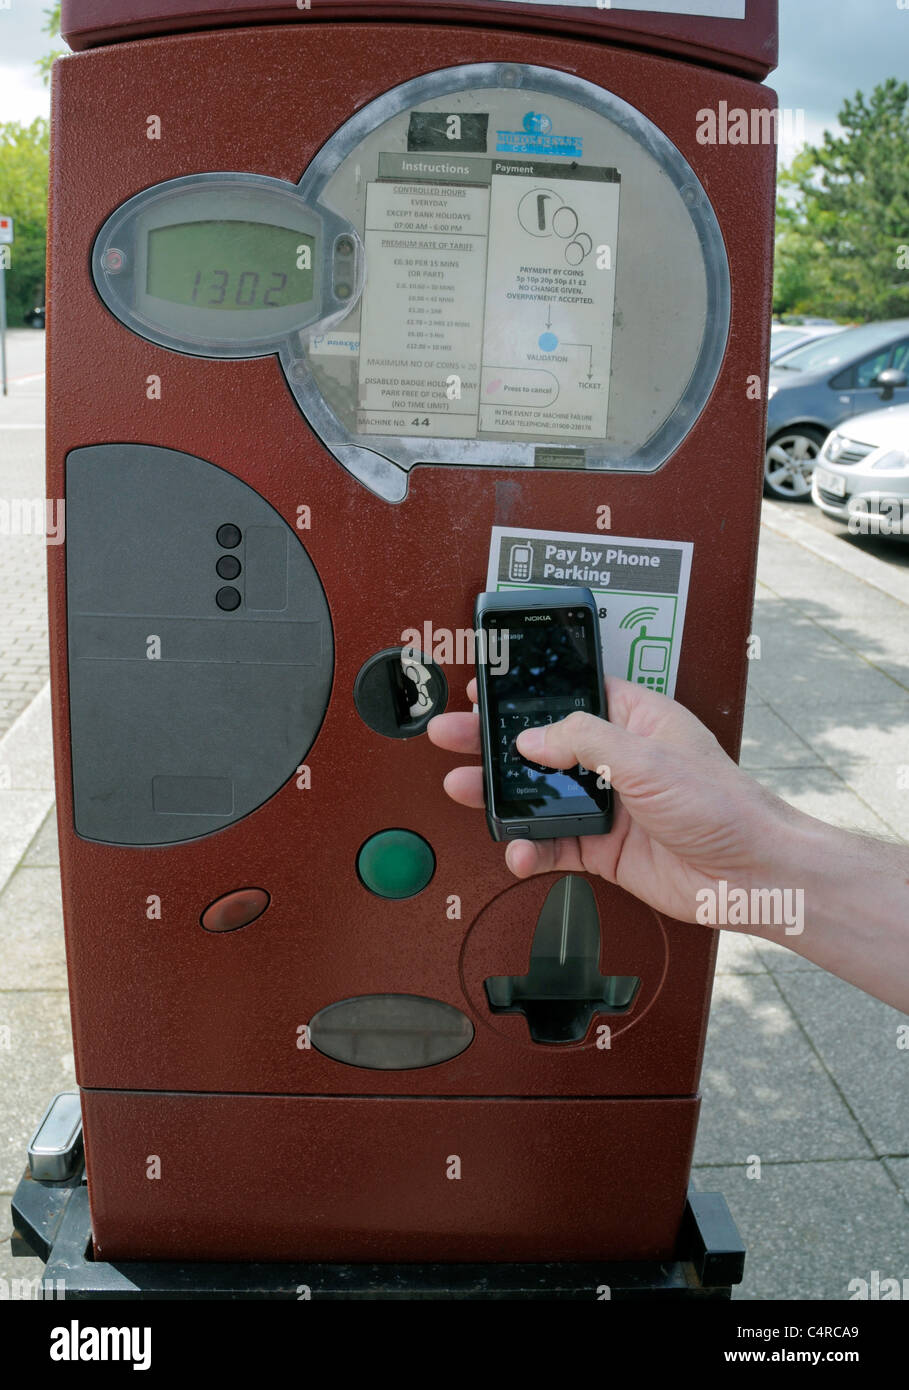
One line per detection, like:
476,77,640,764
201,888,270,933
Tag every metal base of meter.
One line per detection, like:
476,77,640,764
11,1159,745,1301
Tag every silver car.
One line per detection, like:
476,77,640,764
812,402,909,538
765,320,909,500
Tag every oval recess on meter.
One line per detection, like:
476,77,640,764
91,172,363,358
309,994,474,1070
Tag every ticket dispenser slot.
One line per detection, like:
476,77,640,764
485,876,640,1044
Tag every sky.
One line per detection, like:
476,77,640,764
0,0,906,161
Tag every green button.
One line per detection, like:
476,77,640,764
357,830,436,900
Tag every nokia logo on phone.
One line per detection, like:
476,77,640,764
524,614,552,622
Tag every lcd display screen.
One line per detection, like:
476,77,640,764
481,605,611,820
146,221,315,309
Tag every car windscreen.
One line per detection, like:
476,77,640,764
771,322,900,374
770,328,804,351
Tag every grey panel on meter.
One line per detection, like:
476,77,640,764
65,444,333,845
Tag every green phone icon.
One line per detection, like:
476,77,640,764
627,627,671,694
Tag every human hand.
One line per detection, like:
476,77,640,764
427,676,794,927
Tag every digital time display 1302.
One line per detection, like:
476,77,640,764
146,220,315,310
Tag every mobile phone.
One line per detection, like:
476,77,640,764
475,587,613,842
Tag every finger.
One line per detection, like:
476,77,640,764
427,711,481,755
466,677,478,705
606,674,722,752
442,765,485,808
516,709,641,781
504,836,586,879
604,675,642,728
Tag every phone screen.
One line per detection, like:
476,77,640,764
480,604,611,822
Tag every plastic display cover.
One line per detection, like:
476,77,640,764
93,63,731,502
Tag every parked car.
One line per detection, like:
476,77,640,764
23,305,45,329
812,402,909,538
765,320,909,499
770,323,844,363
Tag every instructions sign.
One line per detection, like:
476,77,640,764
358,177,488,439
486,526,693,697
481,164,619,439
357,157,619,443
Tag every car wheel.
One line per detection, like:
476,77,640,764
764,427,827,500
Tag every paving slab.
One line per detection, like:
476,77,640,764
749,934,823,975
714,930,767,975
792,704,909,772
772,971,909,1159
0,408,50,737
21,807,59,869
0,791,54,889
829,762,909,843
0,867,68,991
754,539,909,675
761,498,909,610
0,992,76,1195
696,1159,909,1301
749,652,907,718
750,765,898,837
740,702,823,771
0,683,54,792
695,973,872,1165
0,1243,54,1300
882,1159,909,1207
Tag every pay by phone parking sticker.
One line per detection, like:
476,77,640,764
486,526,694,698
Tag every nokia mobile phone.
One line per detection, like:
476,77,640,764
475,587,613,842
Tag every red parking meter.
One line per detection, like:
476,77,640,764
50,0,778,1261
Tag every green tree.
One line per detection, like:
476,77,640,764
0,119,50,323
35,5,64,87
775,79,909,321
0,7,61,324
773,149,825,316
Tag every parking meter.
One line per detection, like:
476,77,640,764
50,0,778,1261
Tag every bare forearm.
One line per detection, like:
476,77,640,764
754,807,909,1013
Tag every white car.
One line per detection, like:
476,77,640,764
812,403,909,538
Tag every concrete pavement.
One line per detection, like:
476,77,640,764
0,329,49,739
693,503,909,1298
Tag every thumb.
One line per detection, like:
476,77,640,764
516,710,645,789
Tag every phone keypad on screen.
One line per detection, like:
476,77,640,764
498,710,586,781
